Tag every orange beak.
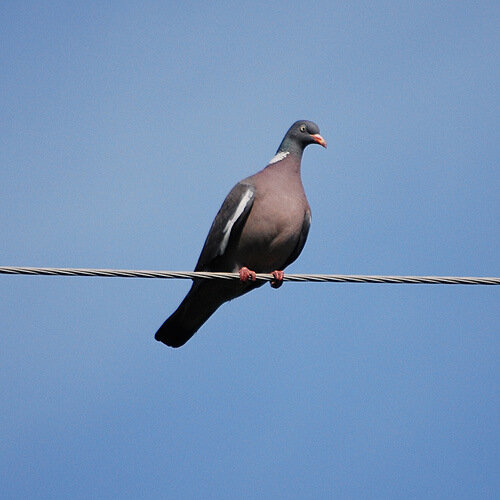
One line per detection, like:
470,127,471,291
312,134,327,148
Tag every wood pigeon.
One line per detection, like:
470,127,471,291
155,120,326,347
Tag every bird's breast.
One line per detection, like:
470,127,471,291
231,188,309,272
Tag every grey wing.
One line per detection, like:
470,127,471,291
280,210,311,270
195,182,255,271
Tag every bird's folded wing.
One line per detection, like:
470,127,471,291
280,210,311,270
195,182,255,271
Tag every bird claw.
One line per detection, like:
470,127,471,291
270,270,284,289
239,266,256,282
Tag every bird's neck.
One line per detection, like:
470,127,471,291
266,149,302,176
276,138,304,160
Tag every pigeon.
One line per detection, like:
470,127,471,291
155,120,327,347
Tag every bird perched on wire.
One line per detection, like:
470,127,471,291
155,120,327,347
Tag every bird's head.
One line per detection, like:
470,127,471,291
277,120,327,156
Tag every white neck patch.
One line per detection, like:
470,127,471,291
268,151,289,165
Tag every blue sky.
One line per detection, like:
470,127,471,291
1,1,499,498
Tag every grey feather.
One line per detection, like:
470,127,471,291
195,183,255,272
280,211,311,270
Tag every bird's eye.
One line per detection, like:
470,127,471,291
300,124,307,132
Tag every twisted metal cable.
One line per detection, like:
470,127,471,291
0,266,499,285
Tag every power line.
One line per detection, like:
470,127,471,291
0,266,499,285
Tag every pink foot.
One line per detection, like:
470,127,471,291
270,270,284,289
239,266,256,283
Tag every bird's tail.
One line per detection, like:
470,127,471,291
154,281,225,348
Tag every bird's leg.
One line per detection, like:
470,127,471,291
239,266,257,282
270,270,284,289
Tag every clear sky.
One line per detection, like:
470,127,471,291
1,1,499,498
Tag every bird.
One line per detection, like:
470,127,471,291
155,120,327,347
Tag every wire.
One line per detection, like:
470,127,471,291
0,266,499,285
